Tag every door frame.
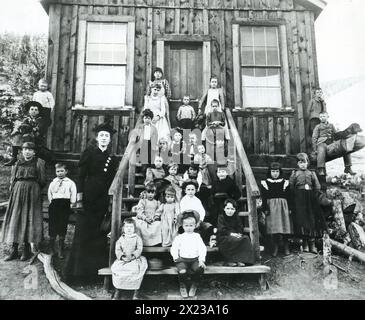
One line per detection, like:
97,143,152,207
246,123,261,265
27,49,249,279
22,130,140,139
153,35,211,90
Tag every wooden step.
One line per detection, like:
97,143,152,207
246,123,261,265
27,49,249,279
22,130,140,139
141,246,219,253
99,265,271,276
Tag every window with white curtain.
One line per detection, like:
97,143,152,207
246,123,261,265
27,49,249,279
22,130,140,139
84,22,127,107
240,26,282,108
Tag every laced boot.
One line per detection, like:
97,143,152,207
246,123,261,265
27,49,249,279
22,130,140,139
20,242,32,261
271,236,279,257
4,243,19,261
283,239,290,256
344,166,356,175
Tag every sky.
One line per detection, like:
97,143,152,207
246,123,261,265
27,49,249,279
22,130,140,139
0,0,364,83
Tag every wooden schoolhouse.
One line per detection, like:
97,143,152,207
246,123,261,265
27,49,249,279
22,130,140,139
39,0,326,285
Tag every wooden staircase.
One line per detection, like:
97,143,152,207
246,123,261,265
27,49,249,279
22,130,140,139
100,108,271,290
0,109,271,290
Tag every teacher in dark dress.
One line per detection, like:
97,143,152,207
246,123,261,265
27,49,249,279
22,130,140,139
64,123,118,282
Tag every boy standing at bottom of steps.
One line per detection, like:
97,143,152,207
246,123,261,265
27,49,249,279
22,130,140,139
170,210,207,298
48,162,77,259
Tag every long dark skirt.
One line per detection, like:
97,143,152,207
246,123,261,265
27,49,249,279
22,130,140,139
292,189,327,238
218,235,255,265
0,181,42,244
64,196,109,280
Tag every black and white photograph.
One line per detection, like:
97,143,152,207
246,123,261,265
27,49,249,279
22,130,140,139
0,0,365,303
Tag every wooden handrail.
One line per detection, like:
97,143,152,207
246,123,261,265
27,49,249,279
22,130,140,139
108,124,140,270
225,108,260,198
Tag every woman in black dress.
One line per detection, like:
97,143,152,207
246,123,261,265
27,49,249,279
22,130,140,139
64,123,118,282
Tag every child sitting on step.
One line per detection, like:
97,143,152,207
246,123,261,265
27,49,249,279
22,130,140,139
32,78,54,128
164,162,183,200
145,155,168,200
133,183,162,246
111,218,148,300
47,162,77,259
180,180,213,243
170,210,207,298
210,165,241,225
155,186,180,247
217,199,255,266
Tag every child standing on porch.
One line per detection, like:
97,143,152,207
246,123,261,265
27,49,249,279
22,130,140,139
177,96,196,130
32,78,55,127
111,218,148,300
260,162,293,257
146,67,172,102
198,75,225,115
289,153,327,254
194,144,213,186
170,210,207,298
47,162,77,259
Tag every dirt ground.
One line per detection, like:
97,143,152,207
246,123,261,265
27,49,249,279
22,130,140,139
1,155,365,300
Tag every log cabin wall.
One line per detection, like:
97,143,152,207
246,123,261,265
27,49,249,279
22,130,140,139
44,0,321,157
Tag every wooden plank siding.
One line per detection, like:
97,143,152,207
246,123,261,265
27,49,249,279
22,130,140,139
45,0,322,158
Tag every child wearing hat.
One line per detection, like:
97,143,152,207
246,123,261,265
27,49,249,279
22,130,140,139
289,153,327,254
260,162,293,256
32,78,55,127
170,210,207,298
0,142,46,261
4,101,48,166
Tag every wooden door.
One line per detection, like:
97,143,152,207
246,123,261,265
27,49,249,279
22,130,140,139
164,42,203,128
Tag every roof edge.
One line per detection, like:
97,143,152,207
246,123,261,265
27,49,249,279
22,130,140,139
39,0,50,15
296,0,327,19
39,0,327,19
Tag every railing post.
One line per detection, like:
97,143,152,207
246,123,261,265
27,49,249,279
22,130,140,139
247,179,261,262
128,150,136,197
109,191,122,268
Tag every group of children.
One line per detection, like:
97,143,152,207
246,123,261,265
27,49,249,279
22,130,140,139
2,73,355,299
5,78,54,166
